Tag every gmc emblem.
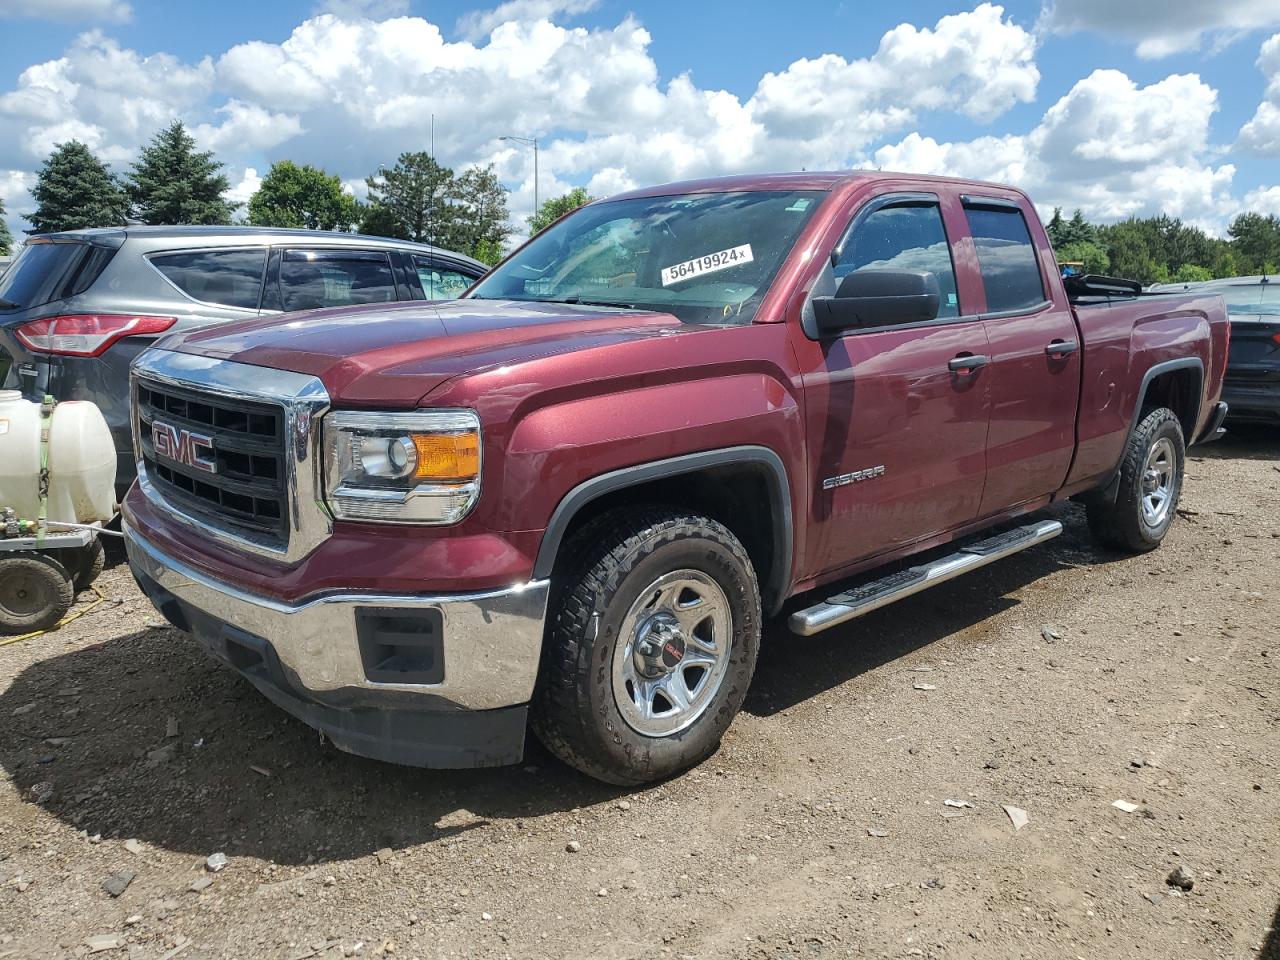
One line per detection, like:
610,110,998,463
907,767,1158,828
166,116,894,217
152,420,216,474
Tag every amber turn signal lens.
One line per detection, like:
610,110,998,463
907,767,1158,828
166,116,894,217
411,432,480,481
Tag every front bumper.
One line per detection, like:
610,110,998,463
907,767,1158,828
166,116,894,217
124,522,550,768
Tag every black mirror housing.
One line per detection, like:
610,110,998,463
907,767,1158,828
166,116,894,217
812,269,942,335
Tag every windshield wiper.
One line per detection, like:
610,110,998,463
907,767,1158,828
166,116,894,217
545,295,636,309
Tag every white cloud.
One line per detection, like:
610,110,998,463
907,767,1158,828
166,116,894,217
1238,34,1280,154
192,100,304,155
0,3,1274,243
458,0,597,41
0,31,213,167
1243,185,1280,215
876,69,1238,233
0,0,130,23
1040,0,1280,58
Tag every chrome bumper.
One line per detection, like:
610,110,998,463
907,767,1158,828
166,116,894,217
124,522,549,712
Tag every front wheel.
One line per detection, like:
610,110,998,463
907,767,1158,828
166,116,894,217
531,507,761,785
1086,407,1186,553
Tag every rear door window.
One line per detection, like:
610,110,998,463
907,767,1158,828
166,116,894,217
278,249,396,312
150,248,267,310
964,204,1047,313
412,257,477,299
0,241,116,309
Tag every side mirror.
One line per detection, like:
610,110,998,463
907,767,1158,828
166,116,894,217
812,269,941,336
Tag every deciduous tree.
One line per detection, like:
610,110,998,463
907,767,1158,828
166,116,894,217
527,187,592,234
248,161,359,232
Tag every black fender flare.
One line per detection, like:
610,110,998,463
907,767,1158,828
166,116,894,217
1092,357,1205,505
532,446,794,615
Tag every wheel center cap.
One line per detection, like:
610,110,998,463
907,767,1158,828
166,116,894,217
634,612,685,678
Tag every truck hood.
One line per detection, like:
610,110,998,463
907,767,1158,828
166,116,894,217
163,298,688,406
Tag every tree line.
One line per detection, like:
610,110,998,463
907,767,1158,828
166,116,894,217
13,121,1276,280
1046,208,1280,285
2,122,595,264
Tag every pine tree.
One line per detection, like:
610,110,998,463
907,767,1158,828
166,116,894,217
27,141,128,234
363,152,456,244
126,121,235,225
445,164,510,257
0,198,12,255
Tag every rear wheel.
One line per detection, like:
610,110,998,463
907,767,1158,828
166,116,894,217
531,507,761,785
0,554,74,634
1086,407,1186,553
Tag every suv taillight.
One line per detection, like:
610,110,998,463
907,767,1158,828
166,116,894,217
15,314,177,357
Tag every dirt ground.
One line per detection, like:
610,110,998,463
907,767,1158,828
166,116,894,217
0,427,1277,960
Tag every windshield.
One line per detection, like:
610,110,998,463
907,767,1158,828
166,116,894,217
467,190,826,324
1202,281,1280,317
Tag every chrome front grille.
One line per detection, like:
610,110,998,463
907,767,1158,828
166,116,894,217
137,379,288,545
131,349,332,563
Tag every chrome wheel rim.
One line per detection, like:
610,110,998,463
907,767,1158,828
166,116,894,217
1140,437,1177,527
612,569,733,738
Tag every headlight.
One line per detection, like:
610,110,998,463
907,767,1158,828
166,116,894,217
323,410,481,524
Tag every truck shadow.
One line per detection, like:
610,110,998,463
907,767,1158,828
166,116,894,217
0,627,624,866
0,504,1137,865
1194,422,1279,462
745,501,1101,717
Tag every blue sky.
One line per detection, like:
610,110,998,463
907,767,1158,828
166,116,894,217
2,0,1279,240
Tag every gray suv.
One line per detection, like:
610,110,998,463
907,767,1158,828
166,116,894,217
0,227,487,498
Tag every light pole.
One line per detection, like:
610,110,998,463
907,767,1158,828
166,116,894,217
499,135,538,218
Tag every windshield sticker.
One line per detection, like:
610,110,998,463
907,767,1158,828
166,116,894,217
661,244,754,286
785,198,812,212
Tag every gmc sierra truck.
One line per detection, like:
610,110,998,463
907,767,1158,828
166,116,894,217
122,172,1230,785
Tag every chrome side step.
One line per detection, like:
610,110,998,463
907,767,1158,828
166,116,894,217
788,519,1063,636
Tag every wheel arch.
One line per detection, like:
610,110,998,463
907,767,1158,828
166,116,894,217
1133,357,1203,442
532,446,793,615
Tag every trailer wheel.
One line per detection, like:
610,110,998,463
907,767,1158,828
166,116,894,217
0,553,74,634
69,539,106,593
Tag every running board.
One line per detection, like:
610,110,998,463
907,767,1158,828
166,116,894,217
788,520,1063,637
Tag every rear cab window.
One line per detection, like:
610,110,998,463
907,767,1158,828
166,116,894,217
276,249,397,312
962,201,1048,314
149,248,267,310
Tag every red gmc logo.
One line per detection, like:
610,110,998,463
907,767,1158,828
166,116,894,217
152,420,216,474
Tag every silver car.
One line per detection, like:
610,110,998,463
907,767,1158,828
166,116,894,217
0,226,486,498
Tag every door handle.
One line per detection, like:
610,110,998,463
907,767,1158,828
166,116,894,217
948,354,990,373
1045,339,1079,357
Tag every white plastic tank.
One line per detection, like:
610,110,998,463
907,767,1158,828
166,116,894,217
0,391,116,525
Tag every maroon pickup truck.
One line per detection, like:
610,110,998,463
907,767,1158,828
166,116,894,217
123,172,1229,784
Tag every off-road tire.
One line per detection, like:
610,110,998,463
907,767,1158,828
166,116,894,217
0,553,74,634
530,506,761,785
1086,407,1186,553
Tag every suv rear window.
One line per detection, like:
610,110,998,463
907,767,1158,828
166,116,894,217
279,250,396,312
150,248,267,310
964,205,1047,314
0,241,117,310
